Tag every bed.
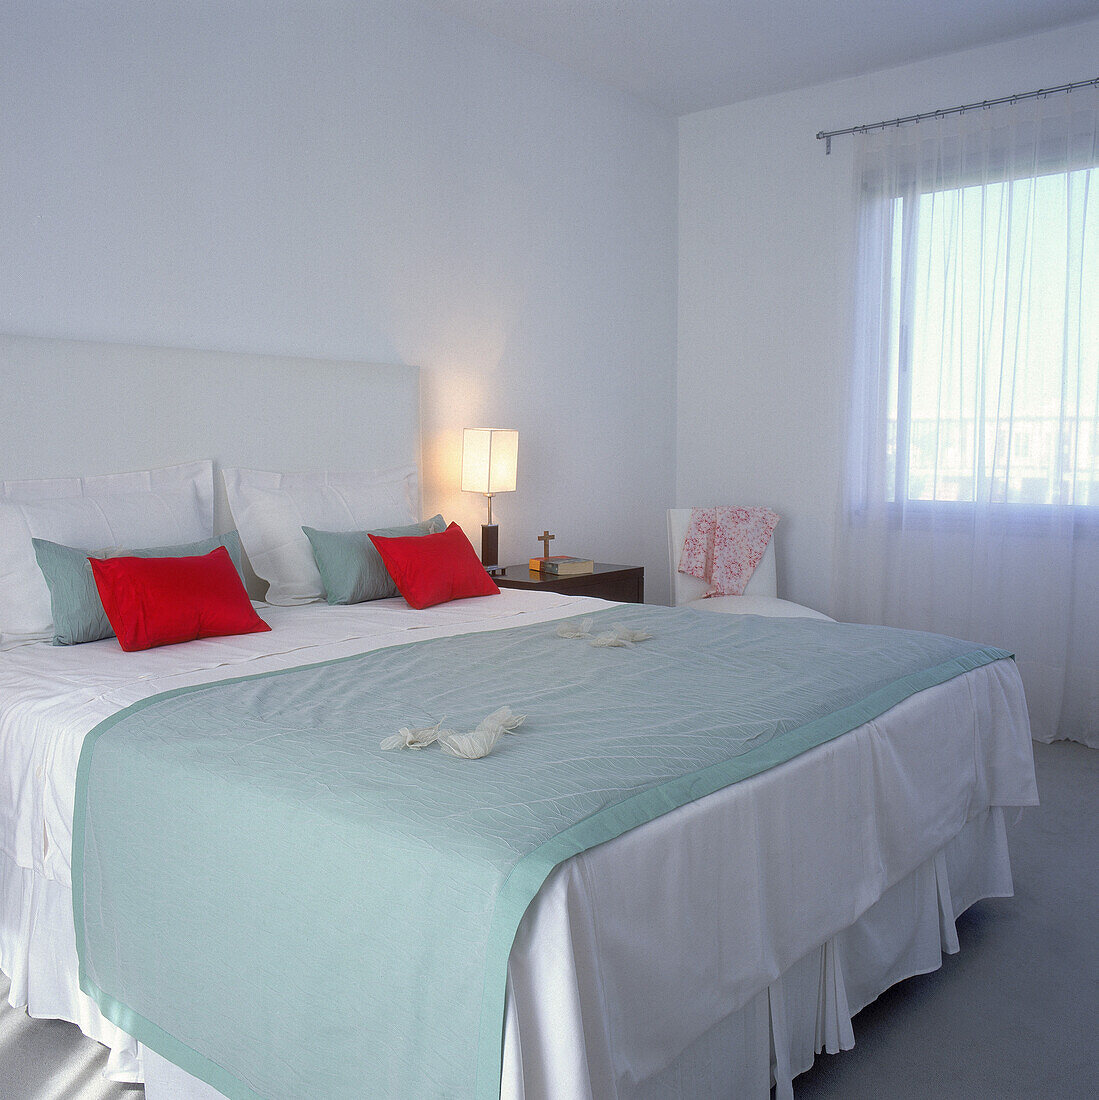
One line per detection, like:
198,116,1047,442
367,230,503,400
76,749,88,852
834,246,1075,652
0,336,1039,1099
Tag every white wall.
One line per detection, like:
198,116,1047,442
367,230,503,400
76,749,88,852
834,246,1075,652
677,17,1099,614
1,0,678,601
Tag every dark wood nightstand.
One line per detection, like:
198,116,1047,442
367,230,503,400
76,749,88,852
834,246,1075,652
494,563,644,603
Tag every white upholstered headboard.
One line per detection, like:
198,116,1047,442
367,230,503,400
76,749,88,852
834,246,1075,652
666,508,778,606
0,335,422,536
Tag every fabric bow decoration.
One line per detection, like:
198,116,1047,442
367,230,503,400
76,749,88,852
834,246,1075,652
555,617,594,639
379,718,451,751
382,707,526,760
591,624,653,648
556,619,653,647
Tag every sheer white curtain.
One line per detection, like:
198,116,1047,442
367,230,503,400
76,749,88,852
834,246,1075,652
834,89,1099,745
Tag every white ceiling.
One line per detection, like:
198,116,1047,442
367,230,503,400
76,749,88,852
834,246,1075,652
420,0,1099,115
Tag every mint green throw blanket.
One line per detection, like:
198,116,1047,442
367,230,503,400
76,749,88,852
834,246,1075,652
72,606,1010,1099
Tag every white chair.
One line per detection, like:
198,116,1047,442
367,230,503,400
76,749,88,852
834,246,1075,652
667,509,832,620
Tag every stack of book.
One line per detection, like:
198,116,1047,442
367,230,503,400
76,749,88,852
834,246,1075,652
529,555,594,575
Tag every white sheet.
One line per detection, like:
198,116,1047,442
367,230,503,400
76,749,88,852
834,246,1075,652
0,595,1038,1098
506,659,1032,1099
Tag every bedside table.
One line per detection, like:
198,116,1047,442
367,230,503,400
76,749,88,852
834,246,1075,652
494,563,644,603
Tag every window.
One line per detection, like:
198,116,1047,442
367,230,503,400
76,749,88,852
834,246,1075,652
837,98,1099,746
883,166,1099,509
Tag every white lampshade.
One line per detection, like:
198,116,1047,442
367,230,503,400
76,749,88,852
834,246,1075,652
461,428,519,495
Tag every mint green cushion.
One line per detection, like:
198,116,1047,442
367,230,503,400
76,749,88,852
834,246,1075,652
303,515,446,605
32,531,246,646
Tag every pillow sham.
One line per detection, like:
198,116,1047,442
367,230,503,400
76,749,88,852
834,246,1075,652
224,465,419,606
303,515,445,605
90,545,270,652
0,460,214,641
367,523,499,610
32,531,245,646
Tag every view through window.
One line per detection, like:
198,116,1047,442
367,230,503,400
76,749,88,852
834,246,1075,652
884,167,1099,507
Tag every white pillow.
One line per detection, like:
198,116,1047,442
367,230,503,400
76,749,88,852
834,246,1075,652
0,460,214,640
223,465,420,605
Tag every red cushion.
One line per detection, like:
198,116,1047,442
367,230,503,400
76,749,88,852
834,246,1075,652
89,545,271,651
368,522,500,610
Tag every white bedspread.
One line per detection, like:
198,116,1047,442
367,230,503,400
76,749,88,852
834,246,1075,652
0,594,1039,1098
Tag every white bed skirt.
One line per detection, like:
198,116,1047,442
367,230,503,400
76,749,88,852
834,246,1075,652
0,807,1013,1099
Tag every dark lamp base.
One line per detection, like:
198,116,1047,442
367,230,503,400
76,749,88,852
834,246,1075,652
480,523,500,572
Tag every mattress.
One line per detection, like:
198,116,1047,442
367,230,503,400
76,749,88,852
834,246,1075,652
0,590,1038,1098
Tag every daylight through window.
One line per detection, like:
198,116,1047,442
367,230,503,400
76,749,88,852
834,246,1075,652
884,167,1099,508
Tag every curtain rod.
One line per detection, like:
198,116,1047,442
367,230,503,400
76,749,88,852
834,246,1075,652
816,76,1099,154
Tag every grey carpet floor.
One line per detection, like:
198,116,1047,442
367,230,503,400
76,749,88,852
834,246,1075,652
0,966,143,1100
795,739,1099,1098
1,740,1095,1099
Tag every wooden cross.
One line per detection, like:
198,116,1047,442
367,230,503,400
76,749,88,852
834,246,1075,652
539,530,556,556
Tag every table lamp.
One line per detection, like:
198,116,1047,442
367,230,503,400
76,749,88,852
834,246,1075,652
461,428,518,573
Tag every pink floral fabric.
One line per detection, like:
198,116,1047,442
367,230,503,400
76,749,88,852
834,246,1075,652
678,507,779,597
